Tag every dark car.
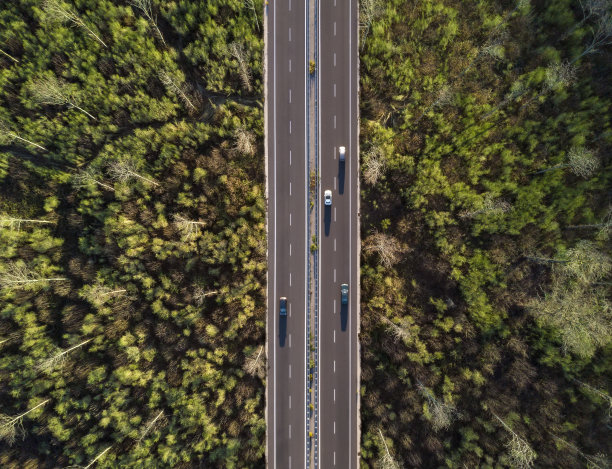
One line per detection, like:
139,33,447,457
279,297,287,316
340,284,349,305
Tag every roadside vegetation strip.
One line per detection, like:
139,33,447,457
0,0,266,467
359,0,612,467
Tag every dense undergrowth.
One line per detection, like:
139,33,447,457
0,1,265,467
359,0,612,467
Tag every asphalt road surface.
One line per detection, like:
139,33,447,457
318,0,359,466
265,0,309,467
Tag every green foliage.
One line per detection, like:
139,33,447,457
360,0,612,466
0,0,264,466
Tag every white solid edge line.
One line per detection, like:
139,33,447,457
348,0,353,464
317,0,322,462
272,0,277,465
304,0,309,464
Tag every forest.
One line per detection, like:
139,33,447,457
358,0,612,467
0,0,265,467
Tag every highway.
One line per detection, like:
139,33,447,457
317,0,360,465
265,0,309,467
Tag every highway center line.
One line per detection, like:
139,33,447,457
289,364,292,379
289,120,292,134
289,27,292,42
334,238,336,252
334,388,336,401
334,22,336,36
289,149,292,166
290,243,292,256
334,420,336,434
290,213,292,226
290,181,292,196
289,89,292,103
334,268,336,283
334,53,336,67
288,0,291,11
334,330,336,343
334,206,336,222
289,395,292,409
290,273,292,286
334,360,336,372
334,299,336,314
289,333,292,348
289,59,292,72
289,424,292,439
334,115,336,129
334,83,336,97
334,176,336,190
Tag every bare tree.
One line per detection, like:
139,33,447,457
72,166,115,192
459,194,513,219
234,126,256,156
228,42,253,92
244,0,260,31
493,413,536,469
534,146,599,178
377,428,400,469
174,214,206,239
481,81,528,120
362,146,387,185
193,286,219,306
244,346,265,377
567,206,612,240
137,410,165,445
527,240,612,358
414,85,453,124
0,262,67,289
65,445,112,469
417,381,457,431
364,231,403,268
0,48,19,63
129,0,166,45
528,277,611,358
563,0,612,40
545,61,577,92
0,399,50,445
37,338,93,373
0,216,53,231
359,0,382,48
567,146,600,178
382,316,412,342
573,378,612,420
0,120,48,151
560,240,612,284
159,70,196,111
108,159,159,187
575,13,612,60
81,283,126,307
0,332,20,348
550,432,610,468
29,75,96,120
43,0,107,48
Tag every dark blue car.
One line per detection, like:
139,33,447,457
341,284,349,305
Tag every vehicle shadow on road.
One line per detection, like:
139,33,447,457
279,316,287,347
338,161,345,195
340,303,348,331
324,205,331,236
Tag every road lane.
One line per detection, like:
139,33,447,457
266,0,309,467
318,0,359,465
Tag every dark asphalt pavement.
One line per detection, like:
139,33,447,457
266,0,309,467
318,0,359,466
